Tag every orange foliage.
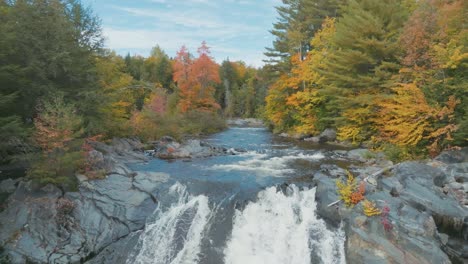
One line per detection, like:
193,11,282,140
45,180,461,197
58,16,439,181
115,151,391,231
146,89,168,115
173,42,220,113
33,96,83,153
351,181,366,205
336,171,366,207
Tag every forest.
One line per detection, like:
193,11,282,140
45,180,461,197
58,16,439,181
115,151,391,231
0,0,270,187
0,0,467,188
264,0,467,160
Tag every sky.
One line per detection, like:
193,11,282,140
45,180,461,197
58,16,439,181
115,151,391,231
82,0,281,67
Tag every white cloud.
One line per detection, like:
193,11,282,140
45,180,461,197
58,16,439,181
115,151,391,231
102,27,267,67
99,1,276,67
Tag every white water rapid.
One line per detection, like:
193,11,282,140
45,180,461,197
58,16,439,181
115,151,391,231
130,183,213,264
210,151,325,176
128,183,345,264
224,185,346,264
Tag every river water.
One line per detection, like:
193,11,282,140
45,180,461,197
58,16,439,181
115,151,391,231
128,127,348,264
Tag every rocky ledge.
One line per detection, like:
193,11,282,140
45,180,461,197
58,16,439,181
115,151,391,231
0,139,168,263
314,148,468,264
150,136,240,159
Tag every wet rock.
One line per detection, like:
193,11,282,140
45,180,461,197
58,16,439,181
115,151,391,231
313,172,343,225
0,161,168,263
319,164,347,179
86,231,141,264
153,139,230,159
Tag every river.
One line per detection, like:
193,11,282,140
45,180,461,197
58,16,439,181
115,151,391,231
127,126,348,264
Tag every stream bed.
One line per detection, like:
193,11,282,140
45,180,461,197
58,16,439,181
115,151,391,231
127,127,350,264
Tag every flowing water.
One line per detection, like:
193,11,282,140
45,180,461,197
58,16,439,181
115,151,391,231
128,127,349,264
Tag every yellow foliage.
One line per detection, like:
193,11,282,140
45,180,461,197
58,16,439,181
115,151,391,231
375,83,459,153
336,170,365,207
265,17,336,134
362,200,381,217
337,104,373,144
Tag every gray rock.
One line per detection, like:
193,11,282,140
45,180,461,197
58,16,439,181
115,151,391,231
435,148,468,164
313,157,467,264
319,164,347,178
346,191,451,264
313,172,344,224
76,173,88,182
153,139,228,159
304,136,320,143
86,231,142,264
0,178,18,193
463,183,468,192
227,118,263,127
0,162,168,263
347,149,373,162
319,128,337,143
444,162,468,183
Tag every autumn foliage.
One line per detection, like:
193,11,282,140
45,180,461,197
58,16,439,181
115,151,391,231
264,0,466,157
375,83,459,156
33,96,83,153
29,95,83,187
336,171,366,207
362,200,381,217
173,42,220,113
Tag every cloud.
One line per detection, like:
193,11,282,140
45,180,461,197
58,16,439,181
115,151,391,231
96,0,277,67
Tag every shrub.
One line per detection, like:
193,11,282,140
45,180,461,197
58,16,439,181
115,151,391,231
381,204,393,232
56,198,75,228
80,136,106,179
336,170,366,207
362,199,381,217
27,95,83,189
130,109,226,142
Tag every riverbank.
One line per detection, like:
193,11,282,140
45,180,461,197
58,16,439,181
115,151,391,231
0,123,466,263
312,147,468,263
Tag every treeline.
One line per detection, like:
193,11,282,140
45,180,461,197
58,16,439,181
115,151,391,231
0,0,267,187
264,0,467,159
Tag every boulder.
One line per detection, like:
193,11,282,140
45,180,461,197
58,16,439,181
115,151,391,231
153,139,229,159
347,148,373,163
318,128,337,143
435,147,468,164
346,192,451,264
0,178,20,193
304,136,320,143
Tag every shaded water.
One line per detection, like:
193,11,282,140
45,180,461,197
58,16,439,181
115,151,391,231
128,127,348,264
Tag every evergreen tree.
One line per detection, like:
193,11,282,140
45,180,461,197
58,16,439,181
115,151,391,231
264,0,343,73
322,0,408,142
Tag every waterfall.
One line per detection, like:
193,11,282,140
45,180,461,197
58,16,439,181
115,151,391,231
129,183,212,264
128,183,345,264
224,185,346,264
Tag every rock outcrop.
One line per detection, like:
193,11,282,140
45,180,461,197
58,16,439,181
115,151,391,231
314,148,468,264
151,136,238,159
0,139,168,263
